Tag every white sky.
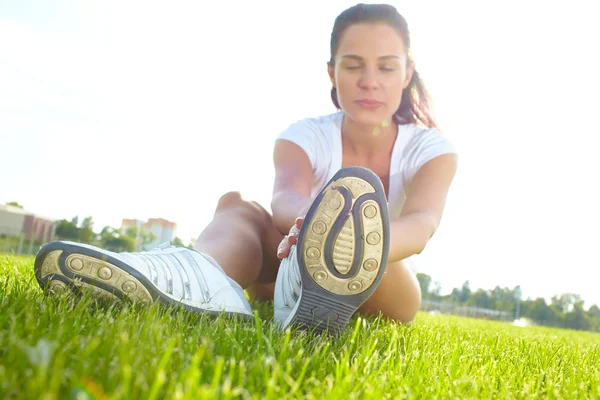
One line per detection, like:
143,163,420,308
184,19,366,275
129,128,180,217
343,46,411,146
1,0,599,307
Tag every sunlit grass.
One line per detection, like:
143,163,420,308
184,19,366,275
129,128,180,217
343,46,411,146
1,253,599,399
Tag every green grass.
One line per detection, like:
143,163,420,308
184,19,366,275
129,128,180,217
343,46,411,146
1,253,599,399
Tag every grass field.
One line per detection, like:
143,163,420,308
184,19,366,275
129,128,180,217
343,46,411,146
1,253,599,399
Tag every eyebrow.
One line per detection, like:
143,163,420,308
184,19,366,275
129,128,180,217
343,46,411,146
339,54,401,61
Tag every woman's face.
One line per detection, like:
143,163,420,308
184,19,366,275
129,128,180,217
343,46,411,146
329,22,413,127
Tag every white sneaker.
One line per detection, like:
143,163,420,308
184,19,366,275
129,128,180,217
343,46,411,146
34,241,253,319
274,166,390,334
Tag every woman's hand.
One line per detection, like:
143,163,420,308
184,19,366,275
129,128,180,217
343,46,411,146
277,216,304,259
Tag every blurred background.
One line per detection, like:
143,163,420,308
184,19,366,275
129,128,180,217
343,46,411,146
1,1,599,329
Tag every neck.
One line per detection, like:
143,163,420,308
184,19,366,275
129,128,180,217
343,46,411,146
341,114,398,158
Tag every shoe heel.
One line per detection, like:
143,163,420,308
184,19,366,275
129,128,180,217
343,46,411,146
293,290,357,333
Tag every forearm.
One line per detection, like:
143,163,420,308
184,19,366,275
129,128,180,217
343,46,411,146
271,191,314,235
388,212,439,263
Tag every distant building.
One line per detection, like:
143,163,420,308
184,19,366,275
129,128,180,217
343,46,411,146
120,217,177,250
0,204,56,242
145,218,177,248
121,218,145,233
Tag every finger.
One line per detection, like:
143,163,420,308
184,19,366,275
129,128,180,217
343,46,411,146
287,234,297,247
278,245,289,259
295,217,304,229
289,225,300,237
277,237,289,259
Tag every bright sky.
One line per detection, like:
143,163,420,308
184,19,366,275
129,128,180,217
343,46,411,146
1,1,599,307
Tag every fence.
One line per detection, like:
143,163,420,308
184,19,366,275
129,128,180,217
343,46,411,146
420,299,515,322
0,225,52,256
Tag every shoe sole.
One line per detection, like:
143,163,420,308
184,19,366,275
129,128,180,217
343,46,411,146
292,166,390,334
34,242,253,320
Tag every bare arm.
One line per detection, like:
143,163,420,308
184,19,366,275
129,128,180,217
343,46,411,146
388,153,458,263
270,140,315,235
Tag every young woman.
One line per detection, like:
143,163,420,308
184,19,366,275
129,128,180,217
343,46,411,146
34,3,457,334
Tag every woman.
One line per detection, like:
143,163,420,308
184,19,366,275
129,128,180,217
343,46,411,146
34,3,457,334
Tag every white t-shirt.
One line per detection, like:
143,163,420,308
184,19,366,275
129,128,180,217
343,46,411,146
275,111,458,219
275,111,457,274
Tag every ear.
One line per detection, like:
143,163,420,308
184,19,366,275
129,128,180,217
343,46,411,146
403,61,415,89
327,62,336,87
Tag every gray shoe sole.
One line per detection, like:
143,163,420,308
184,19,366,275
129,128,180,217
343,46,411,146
292,166,390,334
34,241,253,320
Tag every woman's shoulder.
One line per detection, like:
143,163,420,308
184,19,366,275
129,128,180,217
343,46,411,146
403,123,456,152
284,111,343,132
399,123,458,172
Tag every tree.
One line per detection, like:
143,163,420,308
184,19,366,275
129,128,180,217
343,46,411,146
416,273,432,296
124,227,138,241
77,217,95,244
489,286,519,312
430,282,443,300
449,281,471,304
419,272,600,332
466,289,493,309
459,281,471,303
587,305,600,332
100,226,136,252
54,216,95,244
140,230,156,246
565,300,590,331
104,236,136,252
100,226,118,243
525,298,553,325
551,294,581,314
6,201,23,209
124,226,156,250
55,219,79,241
81,217,94,230
449,288,462,303
587,305,600,319
525,297,564,327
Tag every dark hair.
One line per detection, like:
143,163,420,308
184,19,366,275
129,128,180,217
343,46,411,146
329,3,437,128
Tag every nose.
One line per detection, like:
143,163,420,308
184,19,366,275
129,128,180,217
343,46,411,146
358,67,380,90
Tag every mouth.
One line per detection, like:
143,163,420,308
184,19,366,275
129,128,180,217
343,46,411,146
355,99,383,109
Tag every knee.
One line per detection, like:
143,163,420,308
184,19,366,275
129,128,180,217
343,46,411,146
216,191,270,227
246,282,275,302
388,295,421,324
391,283,422,324
217,191,244,209
365,283,422,325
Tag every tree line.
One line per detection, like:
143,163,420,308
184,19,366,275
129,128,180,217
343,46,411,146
417,273,600,333
54,216,192,252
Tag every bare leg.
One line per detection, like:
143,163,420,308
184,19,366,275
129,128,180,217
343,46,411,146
195,191,422,322
357,259,422,323
249,259,421,322
194,192,283,290
246,281,276,302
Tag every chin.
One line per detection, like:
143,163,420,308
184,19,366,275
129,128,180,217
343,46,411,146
344,107,394,127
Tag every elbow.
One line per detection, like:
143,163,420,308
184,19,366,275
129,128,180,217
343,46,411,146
419,212,440,249
270,191,284,217
412,212,439,255
270,192,290,234
423,212,441,237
